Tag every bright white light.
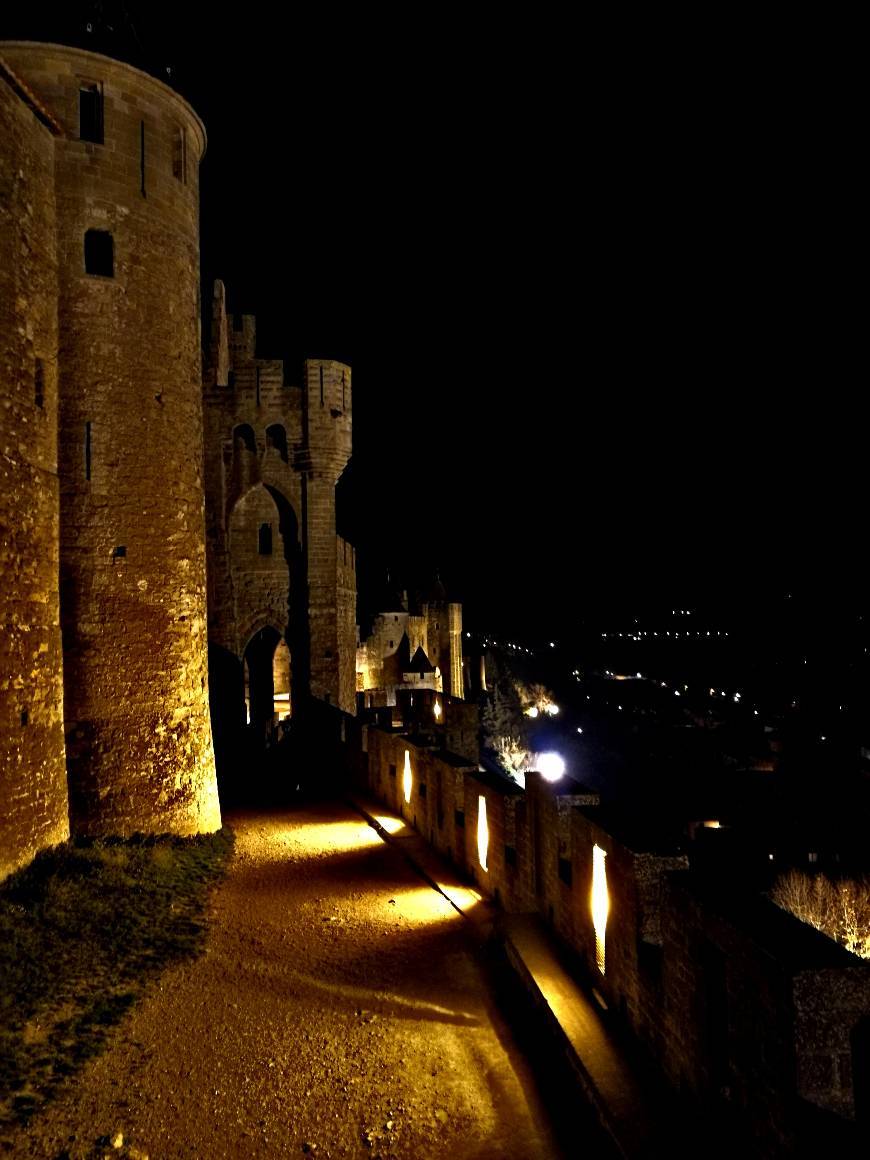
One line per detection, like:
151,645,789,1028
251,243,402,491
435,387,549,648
537,752,565,782
592,845,608,974
544,703,559,716
477,795,489,872
466,631,471,638
550,641,555,648
674,690,681,696
577,726,583,734
636,672,642,679
433,700,442,720
403,749,413,804
525,706,539,718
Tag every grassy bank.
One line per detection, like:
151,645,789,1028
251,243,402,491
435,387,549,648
0,828,234,1136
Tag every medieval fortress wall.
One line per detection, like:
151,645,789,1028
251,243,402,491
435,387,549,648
0,42,355,878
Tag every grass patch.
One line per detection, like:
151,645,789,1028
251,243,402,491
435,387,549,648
0,827,234,1135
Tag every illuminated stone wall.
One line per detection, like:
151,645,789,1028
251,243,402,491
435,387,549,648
203,289,356,718
424,600,464,700
303,359,354,713
347,712,869,1150
2,42,220,837
0,61,70,879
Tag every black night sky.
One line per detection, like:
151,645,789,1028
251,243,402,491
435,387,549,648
6,6,859,635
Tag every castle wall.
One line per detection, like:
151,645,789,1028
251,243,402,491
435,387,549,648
228,485,291,647
302,359,354,713
343,712,870,1152
0,65,69,879
202,292,356,726
2,43,219,837
337,535,357,714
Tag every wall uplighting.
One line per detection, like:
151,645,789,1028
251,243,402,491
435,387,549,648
592,844,609,975
477,795,489,872
403,749,412,804
433,700,442,720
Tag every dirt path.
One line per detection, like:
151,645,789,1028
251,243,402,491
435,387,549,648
11,802,571,1159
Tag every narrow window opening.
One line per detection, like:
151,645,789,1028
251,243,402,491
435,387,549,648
85,421,92,480
266,424,288,461
20,709,29,727
34,358,45,409
112,545,126,559
84,230,114,277
140,120,146,196
256,366,261,407
79,83,103,144
172,127,187,183
319,366,324,406
258,523,273,555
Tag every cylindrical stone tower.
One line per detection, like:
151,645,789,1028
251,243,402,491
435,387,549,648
2,43,220,836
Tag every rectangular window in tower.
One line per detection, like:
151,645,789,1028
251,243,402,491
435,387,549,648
79,82,103,143
172,127,187,183
84,230,114,277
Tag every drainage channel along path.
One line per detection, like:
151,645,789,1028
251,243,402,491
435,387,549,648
11,802,585,1159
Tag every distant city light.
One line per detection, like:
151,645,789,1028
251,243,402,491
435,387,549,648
550,641,555,648
537,753,565,782
577,727,583,734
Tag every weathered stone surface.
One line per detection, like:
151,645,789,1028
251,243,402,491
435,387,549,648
203,288,356,720
1,42,220,841
0,60,69,878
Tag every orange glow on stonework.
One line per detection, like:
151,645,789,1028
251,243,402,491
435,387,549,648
592,844,609,974
403,749,413,804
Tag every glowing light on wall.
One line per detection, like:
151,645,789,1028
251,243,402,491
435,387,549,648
525,706,539,718
433,700,442,720
537,752,565,782
592,844,609,975
402,749,413,804
477,795,489,872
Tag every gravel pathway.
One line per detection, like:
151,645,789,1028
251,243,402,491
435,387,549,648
10,802,567,1159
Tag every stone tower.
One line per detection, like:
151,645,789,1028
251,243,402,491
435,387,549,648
1,42,220,837
0,58,69,878
203,282,356,749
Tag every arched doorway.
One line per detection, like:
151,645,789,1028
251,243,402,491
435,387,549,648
244,625,285,742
